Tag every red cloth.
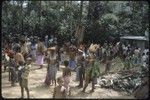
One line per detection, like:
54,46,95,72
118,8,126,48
5,49,14,58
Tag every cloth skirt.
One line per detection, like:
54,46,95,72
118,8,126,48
30,50,36,60
68,59,76,70
48,65,57,81
36,55,44,65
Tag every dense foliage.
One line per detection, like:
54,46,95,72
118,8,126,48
2,1,149,44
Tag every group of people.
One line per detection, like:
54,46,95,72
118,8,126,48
2,35,149,98
2,38,33,98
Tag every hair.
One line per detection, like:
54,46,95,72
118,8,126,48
146,52,149,55
142,53,145,56
63,68,71,77
110,51,113,55
57,77,63,84
20,39,26,44
18,61,25,66
64,60,69,67
16,46,21,52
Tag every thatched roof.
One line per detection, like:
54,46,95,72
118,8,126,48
120,36,148,41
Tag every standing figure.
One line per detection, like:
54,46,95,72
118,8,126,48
9,57,17,86
105,51,113,74
17,61,25,98
47,47,58,86
30,40,37,62
20,58,31,98
68,46,77,71
123,53,132,70
76,50,85,88
62,60,71,96
82,53,100,93
36,39,46,69
82,43,100,92
14,46,25,82
53,77,67,99
133,47,140,67
82,54,93,92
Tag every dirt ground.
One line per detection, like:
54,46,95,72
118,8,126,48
2,58,135,99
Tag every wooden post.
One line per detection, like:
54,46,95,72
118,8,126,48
39,1,41,38
21,1,24,35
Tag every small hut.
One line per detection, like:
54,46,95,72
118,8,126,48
120,35,149,50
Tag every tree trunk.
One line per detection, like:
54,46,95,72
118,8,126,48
76,1,84,45
39,1,41,38
64,1,66,8
21,1,24,35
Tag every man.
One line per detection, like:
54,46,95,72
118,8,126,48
76,50,85,88
105,51,113,74
82,54,100,92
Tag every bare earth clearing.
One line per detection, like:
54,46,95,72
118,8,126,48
2,58,135,99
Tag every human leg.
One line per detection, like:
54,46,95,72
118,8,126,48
25,87,29,98
21,86,24,98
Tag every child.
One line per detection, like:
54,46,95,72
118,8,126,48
62,60,71,96
17,61,25,98
53,77,67,98
9,57,17,86
21,57,32,98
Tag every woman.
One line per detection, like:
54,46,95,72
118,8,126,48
45,47,58,86
36,39,46,69
30,40,37,62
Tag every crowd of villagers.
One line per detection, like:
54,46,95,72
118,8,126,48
2,35,149,98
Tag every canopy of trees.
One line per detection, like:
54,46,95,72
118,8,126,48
2,1,149,45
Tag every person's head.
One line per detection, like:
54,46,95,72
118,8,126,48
20,37,26,44
26,57,32,64
142,53,145,56
57,77,63,86
63,68,71,77
64,60,69,67
18,61,24,66
146,52,149,55
16,46,21,53
110,51,113,55
31,39,36,44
